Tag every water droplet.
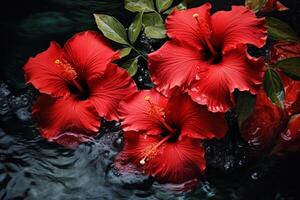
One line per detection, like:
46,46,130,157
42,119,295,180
251,172,259,180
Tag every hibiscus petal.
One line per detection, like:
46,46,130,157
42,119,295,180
165,2,212,48
241,91,286,155
148,40,207,96
270,41,300,64
118,90,167,135
88,64,137,121
211,6,267,54
166,94,227,139
52,132,93,148
24,42,70,98
63,31,119,80
189,46,264,112
273,114,300,155
116,132,205,184
32,94,100,139
284,79,300,115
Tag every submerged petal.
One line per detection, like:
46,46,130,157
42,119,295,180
32,94,100,139
166,94,227,139
273,114,300,155
64,31,119,80
211,6,267,53
241,90,286,155
118,90,168,135
24,42,70,98
116,132,205,184
189,46,264,112
88,63,137,121
148,40,207,96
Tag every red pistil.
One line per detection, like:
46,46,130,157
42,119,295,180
193,13,217,58
55,59,84,94
140,96,177,165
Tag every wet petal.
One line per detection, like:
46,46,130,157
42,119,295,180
284,78,300,115
273,114,300,155
24,42,70,98
52,132,93,148
270,41,300,64
166,2,212,48
64,31,119,80
241,91,286,155
32,94,100,139
116,132,205,184
118,90,167,135
148,40,207,96
166,94,227,139
189,46,265,112
88,64,137,121
211,6,267,53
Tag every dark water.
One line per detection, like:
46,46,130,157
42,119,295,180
1,0,300,199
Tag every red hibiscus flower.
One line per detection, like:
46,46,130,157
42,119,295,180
116,90,228,183
241,90,287,155
269,41,300,115
24,31,136,143
148,3,266,112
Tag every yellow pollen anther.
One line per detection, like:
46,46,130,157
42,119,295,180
54,59,61,64
54,58,77,81
144,96,151,101
140,158,146,165
193,13,199,18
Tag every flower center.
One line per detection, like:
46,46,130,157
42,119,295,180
139,96,178,165
55,59,89,100
193,13,222,64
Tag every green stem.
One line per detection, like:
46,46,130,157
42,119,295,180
130,45,147,61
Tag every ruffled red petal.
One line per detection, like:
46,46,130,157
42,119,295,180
241,91,286,155
148,40,207,96
166,94,227,139
24,42,70,98
63,31,119,80
211,6,267,54
189,46,265,112
88,64,137,121
273,114,300,155
32,94,100,139
118,90,168,135
116,131,205,184
165,2,212,48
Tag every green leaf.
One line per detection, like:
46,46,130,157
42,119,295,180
119,47,132,58
129,12,143,44
94,14,128,45
245,0,267,13
124,0,155,13
163,1,187,14
142,12,164,27
267,17,300,42
236,92,257,127
277,57,300,80
144,25,166,39
156,0,173,13
263,68,285,108
123,57,139,76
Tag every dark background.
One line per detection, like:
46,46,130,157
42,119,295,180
0,1,300,199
